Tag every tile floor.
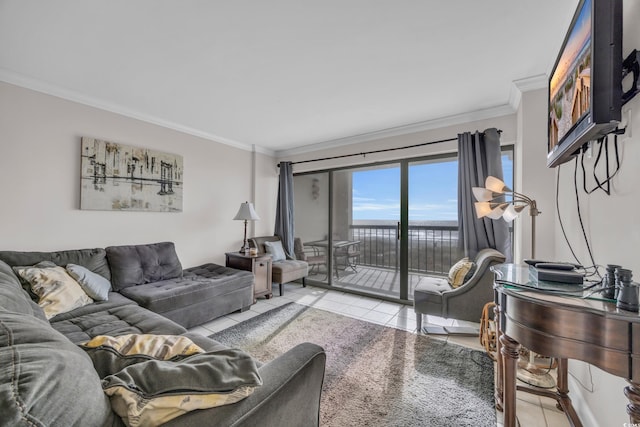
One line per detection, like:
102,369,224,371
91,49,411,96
188,283,569,427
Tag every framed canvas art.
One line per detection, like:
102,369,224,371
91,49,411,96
80,137,183,212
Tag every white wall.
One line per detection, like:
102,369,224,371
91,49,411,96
552,2,640,425
0,82,278,267
280,113,518,173
514,87,556,262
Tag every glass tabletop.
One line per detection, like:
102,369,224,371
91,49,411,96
491,263,611,301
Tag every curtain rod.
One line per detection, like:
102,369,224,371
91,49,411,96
277,130,501,167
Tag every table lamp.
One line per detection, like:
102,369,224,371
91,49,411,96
233,201,260,253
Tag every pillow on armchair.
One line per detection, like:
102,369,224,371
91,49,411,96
264,240,287,262
447,258,476,288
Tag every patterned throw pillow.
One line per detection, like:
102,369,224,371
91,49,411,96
447,258,476,288
13,265,92,319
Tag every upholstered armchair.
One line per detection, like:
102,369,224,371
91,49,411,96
413,248,506,331
250,236,308,296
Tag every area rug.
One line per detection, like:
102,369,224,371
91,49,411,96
211,303,495,427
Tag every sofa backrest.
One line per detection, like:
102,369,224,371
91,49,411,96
0,248,111,280
106,242,183,291
0,259,45,318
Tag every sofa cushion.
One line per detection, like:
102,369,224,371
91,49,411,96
13,264,93,319
0,248,111,280
66,263,112,301
106,242,183,291
0,260,41,316
119,269,252,315
50,304,187,344
47,291,137,323
0,312,117,426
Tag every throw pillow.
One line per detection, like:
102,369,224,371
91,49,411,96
447,258,476,288
13,265,93,319
66,263,112,301
264,240,287,262
12,260,57,300
81,334,205,378
102,349,263,427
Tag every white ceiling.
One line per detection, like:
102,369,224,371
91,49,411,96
0,0,578,154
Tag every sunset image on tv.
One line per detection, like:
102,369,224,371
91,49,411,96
549,0,591,151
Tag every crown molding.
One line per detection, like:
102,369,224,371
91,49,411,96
276,104,516,157
508,74,548,110
0,68,276,155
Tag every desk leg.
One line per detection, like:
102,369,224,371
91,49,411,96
555,358,583,426
494,304,504,411
625,381,640,423
500,334,520,427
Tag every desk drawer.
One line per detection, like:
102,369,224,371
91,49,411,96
505,294,629,351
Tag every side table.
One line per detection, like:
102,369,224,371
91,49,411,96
225,252,273,302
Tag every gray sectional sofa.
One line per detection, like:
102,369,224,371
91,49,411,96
0,242,326,427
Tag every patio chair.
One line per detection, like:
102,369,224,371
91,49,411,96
334,241,360,276
294,238,327,277
413,248,506,331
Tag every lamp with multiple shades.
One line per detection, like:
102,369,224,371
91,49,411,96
472,176,540,258
472,176,555,389
233,202,260,254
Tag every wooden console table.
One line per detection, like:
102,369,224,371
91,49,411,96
491,263,640,427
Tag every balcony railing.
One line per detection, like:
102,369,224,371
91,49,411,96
349,224,463,276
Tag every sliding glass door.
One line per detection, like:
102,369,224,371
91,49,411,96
407,156,461,299
333,164,402,298
293,147,513,302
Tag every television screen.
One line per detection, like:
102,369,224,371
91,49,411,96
548,0,592,152
547,0,621,168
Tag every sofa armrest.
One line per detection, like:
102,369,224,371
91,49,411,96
163,342,326,427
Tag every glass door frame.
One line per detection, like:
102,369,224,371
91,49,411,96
293,145,514,303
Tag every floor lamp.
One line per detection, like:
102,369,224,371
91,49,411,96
472,176,555,388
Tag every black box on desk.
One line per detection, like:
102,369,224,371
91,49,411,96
529,266,584,284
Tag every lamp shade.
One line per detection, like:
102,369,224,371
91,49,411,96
233,202,260,221
474,202,493,218
472,187,494,202
485,176,510,193
487,204,507,219
502,204,526,222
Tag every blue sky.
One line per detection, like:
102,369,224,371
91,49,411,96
352,155,513,221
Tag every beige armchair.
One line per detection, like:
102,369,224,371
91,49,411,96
250,236,308,296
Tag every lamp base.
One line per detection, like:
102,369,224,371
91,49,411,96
517,359,556,389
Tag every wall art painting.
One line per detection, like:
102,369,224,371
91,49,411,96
80,137,183,212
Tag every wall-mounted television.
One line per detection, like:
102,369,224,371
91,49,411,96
547,0,622,168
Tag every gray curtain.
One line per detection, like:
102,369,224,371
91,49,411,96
274,162,295,259
457,128,512,261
